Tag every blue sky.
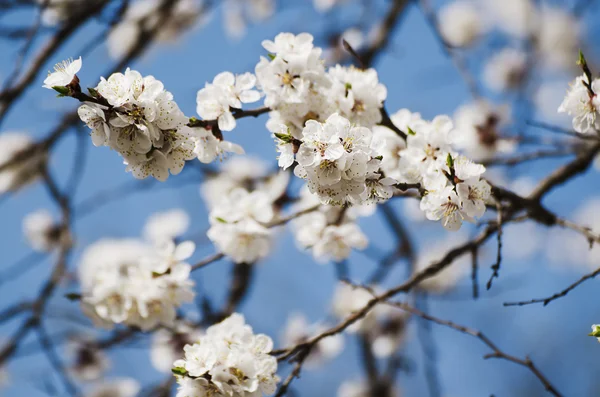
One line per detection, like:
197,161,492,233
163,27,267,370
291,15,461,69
1,1,600,396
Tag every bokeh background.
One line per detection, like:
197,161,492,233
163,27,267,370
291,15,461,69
1,0,600,396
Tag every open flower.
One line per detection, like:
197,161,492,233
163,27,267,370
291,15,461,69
43,57,81,89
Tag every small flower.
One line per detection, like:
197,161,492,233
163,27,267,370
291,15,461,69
420,186,473,231
22,209,62,252
558,75,600,134
43,57,81,89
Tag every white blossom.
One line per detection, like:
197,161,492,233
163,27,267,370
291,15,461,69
143,208,190,243
292,187,371,261
0,132,45,194
79,68,201,180
43,57,81,89
193,126,245,164
22,209,61,252
293,113,390,205
331,283,388,333
78,236,194,330
207,188,274,263
196,72,260,131
280,313,344,368
151,322,203,373
439,1,483,47
483,48,527,92
453,101,515,160
200,156,288,209
312,223,368,262
393,112,490,230
173,313,279,397
420,185,471,231
558,75,600,134
256,32,328,109
327,65,387,127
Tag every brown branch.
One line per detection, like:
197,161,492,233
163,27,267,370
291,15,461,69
187,106,271,129
504,265,600,307
529,143,600,201
0,0,108,124
359,0,411,67
385,301,564,397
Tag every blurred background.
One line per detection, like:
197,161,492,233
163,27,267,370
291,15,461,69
1,0,600,396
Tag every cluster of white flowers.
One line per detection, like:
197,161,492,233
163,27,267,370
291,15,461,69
207,187,275,264
173,313,279,397
22,209,62,252
558,74,600,134
203,156,289,264
378,111,492,230
292,187,370,262
200,156,289,210
0,132,45,195
281,113,393,205
78,212,195,330
280,313,344,368
77,67,199,181
254,33,391,204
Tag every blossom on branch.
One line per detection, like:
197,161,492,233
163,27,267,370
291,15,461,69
173,313,279,397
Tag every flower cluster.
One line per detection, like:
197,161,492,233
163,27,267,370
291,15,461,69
173,313,279,397
200,156,289,210
256,34,387,158
203,156,289,264
77,68,197,181
78,212,195,330
385,112,491,230
292,187,370,262
207,188,275,264
285,113,393,205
